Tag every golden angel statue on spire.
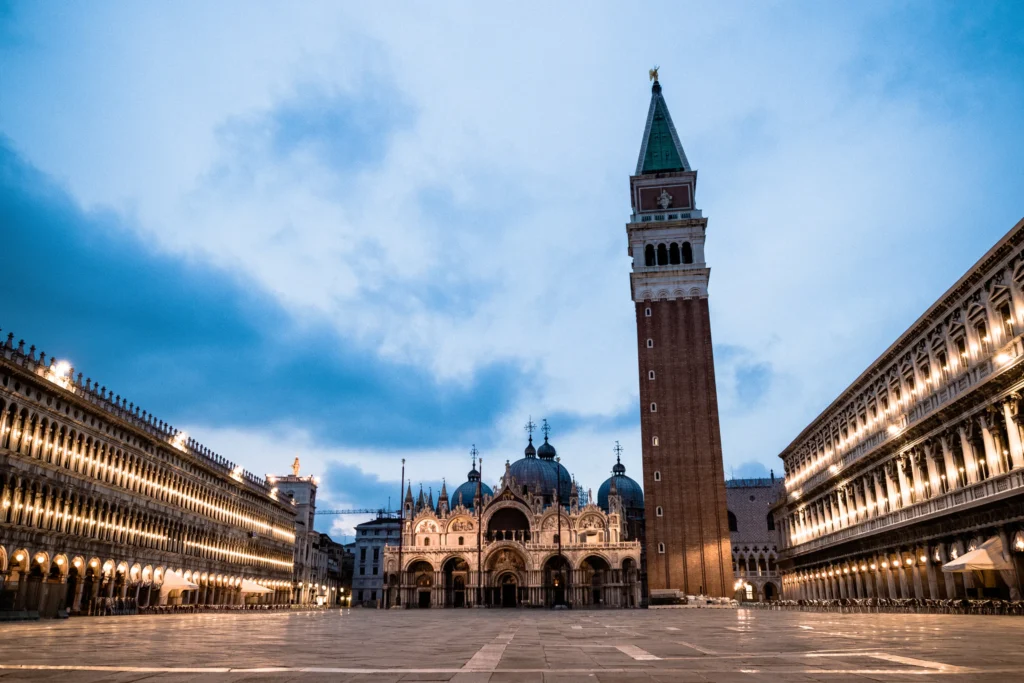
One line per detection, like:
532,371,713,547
649,66,659,82
291,457,300,477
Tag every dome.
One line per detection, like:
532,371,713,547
598,457,644,511
451,458,493,510
451,480,492,509
537,436,557,460
508,439,571,501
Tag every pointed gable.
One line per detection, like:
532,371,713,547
636,80,690,175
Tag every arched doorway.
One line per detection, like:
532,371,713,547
443,557,469,608
580,556,611,606
763,582,777,602
621,558,638,607
407,561,434,608
499,573,518,608
544,555,570,607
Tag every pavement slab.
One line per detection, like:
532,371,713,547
0,608,1023,681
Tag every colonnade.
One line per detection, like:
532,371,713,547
783,399,1024,548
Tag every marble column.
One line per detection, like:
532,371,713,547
978,414,1002,475
958,426,980,484
1003,399,1024,469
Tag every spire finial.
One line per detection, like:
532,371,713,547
470,444,478,469
525,416,536,438
541,418,551,441
649,65,659,82
613,440,623,462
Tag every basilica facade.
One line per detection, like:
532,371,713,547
383,430,643,608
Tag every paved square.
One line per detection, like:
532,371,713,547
1,609,1023,681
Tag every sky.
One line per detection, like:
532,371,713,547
1,1,1022,540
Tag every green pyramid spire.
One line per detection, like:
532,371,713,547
636,79,690,175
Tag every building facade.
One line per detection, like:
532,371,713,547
726,477,783,602
776,217,1024,603
384,432,642,608
0,333,296,617
628,72,733,598
271,467,345,605
352,516,400,607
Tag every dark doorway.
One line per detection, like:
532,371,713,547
418,590,431,608
453,577,465,607
500,575,517,607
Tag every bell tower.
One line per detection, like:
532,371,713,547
627,71,733,598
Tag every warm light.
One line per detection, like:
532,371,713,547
90,559,99,568
887,425,901,436
881,561,888,568
73,558,83,568
996,353,1011,365
920,555,927,564
14,552,25,562
870,563,877,570
55,557,64,566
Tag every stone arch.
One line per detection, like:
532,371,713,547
575,551,612,571
0,546,7,572
51,554,70,578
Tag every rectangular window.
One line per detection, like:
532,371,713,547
359,567,365,575
373,548,379,561
372,566,378,575
360,548,366,561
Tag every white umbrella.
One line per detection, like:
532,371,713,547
942,536,1013,572
240,579,273,594
158,569,199,603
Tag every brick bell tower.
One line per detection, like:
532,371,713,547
627,70,733,598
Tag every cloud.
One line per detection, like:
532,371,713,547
0,139,528,452
1,1,1022,492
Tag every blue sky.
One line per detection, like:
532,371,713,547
1,2,1022,539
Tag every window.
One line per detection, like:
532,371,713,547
553,534,560,544
645,307,652,317
656,506,663,517
647,338,654,348
359,567,365,575
728,510,738,532
682,242,693,264
654,470,661,481
657,243,668,266
649,370,655,380
372,566,378,575
658,543,665,554
424,538,430,546
373,548,379,562
669,242,680,265
371,590,376,600
652,436,659,446
650,403,657,412
644,245,655,267
458,536,464,546
357,590,364,601
767,514,775,531
360,548,366,562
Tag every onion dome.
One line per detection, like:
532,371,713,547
452,455,492,510
598,455,644,512
537,435,557,460
524,435,537,458
509,435,571,502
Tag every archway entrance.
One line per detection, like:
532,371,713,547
500,574,518,608
544,555,570,607
763,582,777,601
580,556,610,607
407,560,434,609
443,557,469,608
487,507,531,543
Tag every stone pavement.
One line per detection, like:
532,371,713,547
1,608,1023,681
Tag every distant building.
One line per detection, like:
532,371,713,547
726,476,784,602
271,466,342,605
352,516,400,606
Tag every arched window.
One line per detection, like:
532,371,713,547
652,436,659,446
650,403,657,413
657,243,668,266
669,243,680,265
658,543,665,554
648,370,655,380
656,506,663,517
423,538,430,546
645,307,652,317
458,536,464,546
654,471,661,481
682,242,693,264
728,510,738,532
644,245,655,267
766,514,775,531
647,339,654,348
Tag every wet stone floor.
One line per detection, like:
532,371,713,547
1,608,1023,682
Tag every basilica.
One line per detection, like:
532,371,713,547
383,425,644,608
